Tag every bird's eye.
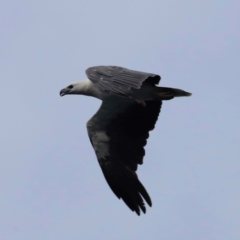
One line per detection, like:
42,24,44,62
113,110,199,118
68,85,73,89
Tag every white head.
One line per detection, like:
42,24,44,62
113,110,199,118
60,80,90,97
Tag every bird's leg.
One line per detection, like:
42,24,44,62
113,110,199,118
135,99,146,107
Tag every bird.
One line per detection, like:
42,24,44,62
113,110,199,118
60,65,191,216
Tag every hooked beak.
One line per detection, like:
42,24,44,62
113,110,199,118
60,88,70,97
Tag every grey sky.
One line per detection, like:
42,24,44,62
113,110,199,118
1,1,240,239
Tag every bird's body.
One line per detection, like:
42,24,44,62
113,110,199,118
60,66,191,215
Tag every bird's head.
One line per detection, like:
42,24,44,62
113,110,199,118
60,81,88,97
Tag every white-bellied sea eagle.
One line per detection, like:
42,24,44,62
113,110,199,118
60,66,191,215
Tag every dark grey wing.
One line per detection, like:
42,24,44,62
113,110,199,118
87,100,162,215
86,66,161,98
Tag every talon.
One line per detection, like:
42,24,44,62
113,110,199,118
135,99,146,107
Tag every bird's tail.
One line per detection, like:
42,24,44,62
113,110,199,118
154,87,192,100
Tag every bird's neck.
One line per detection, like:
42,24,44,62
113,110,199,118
76,79,103,99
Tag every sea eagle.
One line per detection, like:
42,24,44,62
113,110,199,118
60,66,191,215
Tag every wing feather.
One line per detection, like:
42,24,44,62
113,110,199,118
87,100,161,215
86,66,161,98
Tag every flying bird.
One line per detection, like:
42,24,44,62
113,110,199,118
60,66,191,215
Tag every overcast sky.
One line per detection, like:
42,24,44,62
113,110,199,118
1,1,240,239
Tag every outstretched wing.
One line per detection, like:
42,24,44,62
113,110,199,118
87,100,162,215
86,66,161,98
